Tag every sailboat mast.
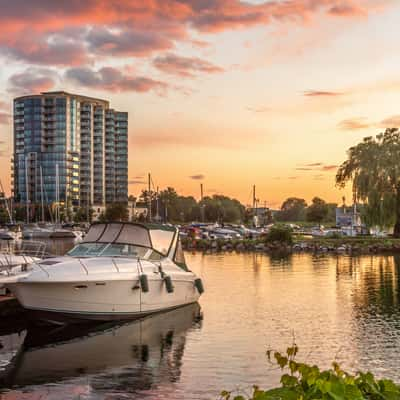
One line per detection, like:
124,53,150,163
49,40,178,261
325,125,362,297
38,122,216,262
148,173,152,222
55,163,59,224
0,179,12,224
40,165,44,222
25,156,29,224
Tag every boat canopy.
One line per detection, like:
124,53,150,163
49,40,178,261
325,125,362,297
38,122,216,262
82,222,177,256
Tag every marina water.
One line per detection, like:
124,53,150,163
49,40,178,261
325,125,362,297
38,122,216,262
1,245,400,399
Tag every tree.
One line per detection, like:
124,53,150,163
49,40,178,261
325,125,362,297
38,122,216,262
336,128,400,236
277,197,307,222
74,207,94,223
104,203,129,221
306,197,328,224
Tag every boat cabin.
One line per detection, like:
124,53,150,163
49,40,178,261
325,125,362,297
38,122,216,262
68,222,187,269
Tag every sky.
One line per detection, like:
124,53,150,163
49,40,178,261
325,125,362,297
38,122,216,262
0,0,399,208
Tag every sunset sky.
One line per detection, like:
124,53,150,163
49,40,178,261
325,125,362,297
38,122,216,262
0,0,399,208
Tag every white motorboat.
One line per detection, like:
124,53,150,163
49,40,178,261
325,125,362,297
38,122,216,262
4,222,204,324
22,225,53,240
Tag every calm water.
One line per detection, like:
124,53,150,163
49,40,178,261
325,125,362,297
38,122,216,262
1,245,400,399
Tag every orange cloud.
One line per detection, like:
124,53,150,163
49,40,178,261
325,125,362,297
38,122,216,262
338,117,370,130
304,90,344,97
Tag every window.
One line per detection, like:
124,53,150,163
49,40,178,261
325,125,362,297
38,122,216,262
149,229,174,256
174,238,188,270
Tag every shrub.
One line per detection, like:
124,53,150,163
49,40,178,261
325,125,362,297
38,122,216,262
219,345,400,400
265,225,293,245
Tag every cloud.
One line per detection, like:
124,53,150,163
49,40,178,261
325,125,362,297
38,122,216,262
338,117,370,130
189,174,205,180
246,106,270,113
2,34,88,66
153,53,223,77
0,111,11,124
65,66,168,94
0,1,388,71
328,3,367,17
304,162,323,167
128,179,147,185
86,26,173,57
296,163,338,172
288,176,298,180
321,165,338,171
8,68,57,94
303,90,343,97
379,115,400,128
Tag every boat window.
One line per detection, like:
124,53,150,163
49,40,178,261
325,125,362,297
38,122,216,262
149,229,174,255
97,223,122,243
117,224,151,247
174,238,188,270
148,251,163,261
68,243,108,257
83,224,106,242
68,243,148,258
100,244,148,258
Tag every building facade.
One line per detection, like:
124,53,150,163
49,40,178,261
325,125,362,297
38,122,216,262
12,91,128,212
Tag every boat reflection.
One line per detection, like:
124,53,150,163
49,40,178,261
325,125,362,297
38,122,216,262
1,303,202,391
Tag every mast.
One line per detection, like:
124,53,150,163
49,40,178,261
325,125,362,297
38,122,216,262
40,165,45,222
25,156,29,224
55,163,59,224
156,186,160,221
148,173,152,222
0,179,12,224
200,183,204,223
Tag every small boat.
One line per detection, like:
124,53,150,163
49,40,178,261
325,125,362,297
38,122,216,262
4,222,204,324
22,225,53,240
0,229,21,241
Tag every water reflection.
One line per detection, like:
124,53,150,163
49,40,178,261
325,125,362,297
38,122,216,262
0,304,201,395
1,249,400,399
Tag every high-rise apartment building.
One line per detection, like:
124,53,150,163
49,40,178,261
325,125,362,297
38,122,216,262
12,91,128,212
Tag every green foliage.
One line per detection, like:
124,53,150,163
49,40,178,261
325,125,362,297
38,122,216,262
102,203,129,222
219,346,400,400
73,206,94,223
306,197,329,224
201,195,245,223
277,198,308,222
336,128,400,235
265,225,293,244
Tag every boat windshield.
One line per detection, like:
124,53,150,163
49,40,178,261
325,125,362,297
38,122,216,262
68,243,150,258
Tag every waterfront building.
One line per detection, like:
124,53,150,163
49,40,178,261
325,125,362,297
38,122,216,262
12,91,128,215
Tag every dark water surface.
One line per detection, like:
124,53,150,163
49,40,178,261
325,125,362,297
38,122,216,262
1,245,400,399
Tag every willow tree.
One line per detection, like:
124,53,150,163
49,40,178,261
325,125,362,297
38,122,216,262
336,128,400,236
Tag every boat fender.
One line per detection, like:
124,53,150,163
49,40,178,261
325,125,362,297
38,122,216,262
139,274,149,292
164,275,174,293
194,278,204,294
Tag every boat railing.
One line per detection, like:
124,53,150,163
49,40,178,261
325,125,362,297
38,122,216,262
74,256,161,276
0,240,48,261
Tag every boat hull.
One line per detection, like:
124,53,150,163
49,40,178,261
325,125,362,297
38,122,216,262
7,278,200,324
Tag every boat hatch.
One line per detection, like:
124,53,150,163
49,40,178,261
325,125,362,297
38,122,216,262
81,222,177,257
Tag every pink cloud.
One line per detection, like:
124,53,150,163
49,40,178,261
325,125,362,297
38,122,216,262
65,66,168,94
338,117,371,130
8,68,57,94
153,53,224,77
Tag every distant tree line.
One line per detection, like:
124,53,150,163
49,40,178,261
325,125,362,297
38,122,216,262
275,196,337,225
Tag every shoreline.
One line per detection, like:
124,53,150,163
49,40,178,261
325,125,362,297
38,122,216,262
182,236,400,255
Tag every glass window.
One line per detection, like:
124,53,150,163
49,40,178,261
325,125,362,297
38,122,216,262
117,224,151,247
83,224,106,242
174,238,188,270
149,229,174,255
98,223,123,243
